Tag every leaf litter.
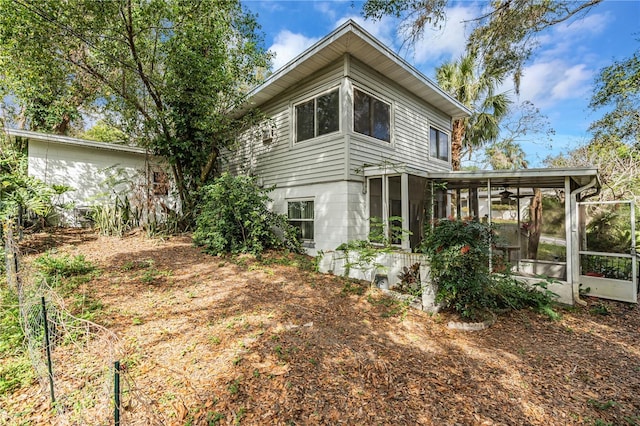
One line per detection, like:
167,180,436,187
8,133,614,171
2,228,639,425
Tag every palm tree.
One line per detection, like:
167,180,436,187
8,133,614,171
436,53,511,170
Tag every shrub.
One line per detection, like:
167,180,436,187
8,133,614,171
193,174,301,256
33,252,95,279
420,218,558,320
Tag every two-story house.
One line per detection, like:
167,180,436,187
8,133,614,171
227,20,470,254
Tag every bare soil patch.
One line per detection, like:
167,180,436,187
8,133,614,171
4,228,640,425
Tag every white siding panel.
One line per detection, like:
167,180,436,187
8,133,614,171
28,140,174,225
225,62,347,188
271,181,361,255
348,59,453,178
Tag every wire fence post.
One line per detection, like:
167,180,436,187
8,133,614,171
41,296,55,406
114,360,121,426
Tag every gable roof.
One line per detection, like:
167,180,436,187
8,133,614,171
237,20,471,119
4,128,148,155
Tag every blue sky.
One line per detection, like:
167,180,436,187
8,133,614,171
244,0,639,167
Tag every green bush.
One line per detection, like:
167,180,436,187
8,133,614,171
193,173,301,256
33,252,95,279
420,218,558,320
0,287,35,395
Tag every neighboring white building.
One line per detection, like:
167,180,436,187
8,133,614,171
6,128,175,226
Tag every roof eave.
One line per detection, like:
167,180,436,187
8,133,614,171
236,20,471,120
4,128,148,155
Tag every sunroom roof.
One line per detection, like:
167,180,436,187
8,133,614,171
429,168,600,189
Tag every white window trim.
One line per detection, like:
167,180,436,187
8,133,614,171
367,175,409,250
287,198,315,245
429,125,451,164
292,86,341,145
352,86,394,144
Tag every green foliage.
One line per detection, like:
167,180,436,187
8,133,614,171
33,252,95,280
420,218,558,320
0,0,272,222
336,239,391,282
0,286,35,395
0,355,34,394
589,45,639,146
91,196,141,237
0,130,60,223
340,279,367,296
0,287,23,356
395,262,421,296
79,120,126,143
193,173,301,256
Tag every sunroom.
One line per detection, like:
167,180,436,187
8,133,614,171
361,166,638,305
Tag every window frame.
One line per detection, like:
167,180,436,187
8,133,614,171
430,126,450,162
367,175,403,247
152,170,169,196
287,199,315,244
293,87,341,144
353,87,392,143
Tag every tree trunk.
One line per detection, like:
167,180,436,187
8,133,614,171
528,188,543,259
451,119,465,171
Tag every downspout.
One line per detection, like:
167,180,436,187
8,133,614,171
570,177,599,306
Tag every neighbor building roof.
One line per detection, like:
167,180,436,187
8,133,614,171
4,128,148,155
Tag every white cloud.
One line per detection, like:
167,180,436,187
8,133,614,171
269,30,320,71
554,11,610,37
333,14,397,48
535,12,611,61
410,4,482,65
519,60,594,107
551,64,592,99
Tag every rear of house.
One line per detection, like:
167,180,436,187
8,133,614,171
224,20,469,254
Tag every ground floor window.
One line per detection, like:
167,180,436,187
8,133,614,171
288,200,314,242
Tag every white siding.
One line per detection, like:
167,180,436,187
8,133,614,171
348,58,453,180
224,61,347,188
226,54,458,252
28,140,174,225
271,181,366,255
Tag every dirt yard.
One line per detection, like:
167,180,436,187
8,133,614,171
3,228,640,425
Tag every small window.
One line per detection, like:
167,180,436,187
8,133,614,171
288,200,314,241
153,170,169,196
430,127,449,162
295,89,339,143
354,89,390,142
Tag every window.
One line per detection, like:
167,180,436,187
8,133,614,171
295,89,339,142
430,127,449,162
288,200,314,241
354,88,390,142
153,170,169,196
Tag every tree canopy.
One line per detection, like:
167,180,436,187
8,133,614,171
0,0,271,221
546,46,640,201
363,0,602,88
435,52,510,170
588,45,640,147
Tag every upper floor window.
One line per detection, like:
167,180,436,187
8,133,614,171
354,88,390,142
295,89,339,142
430,127,449,162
